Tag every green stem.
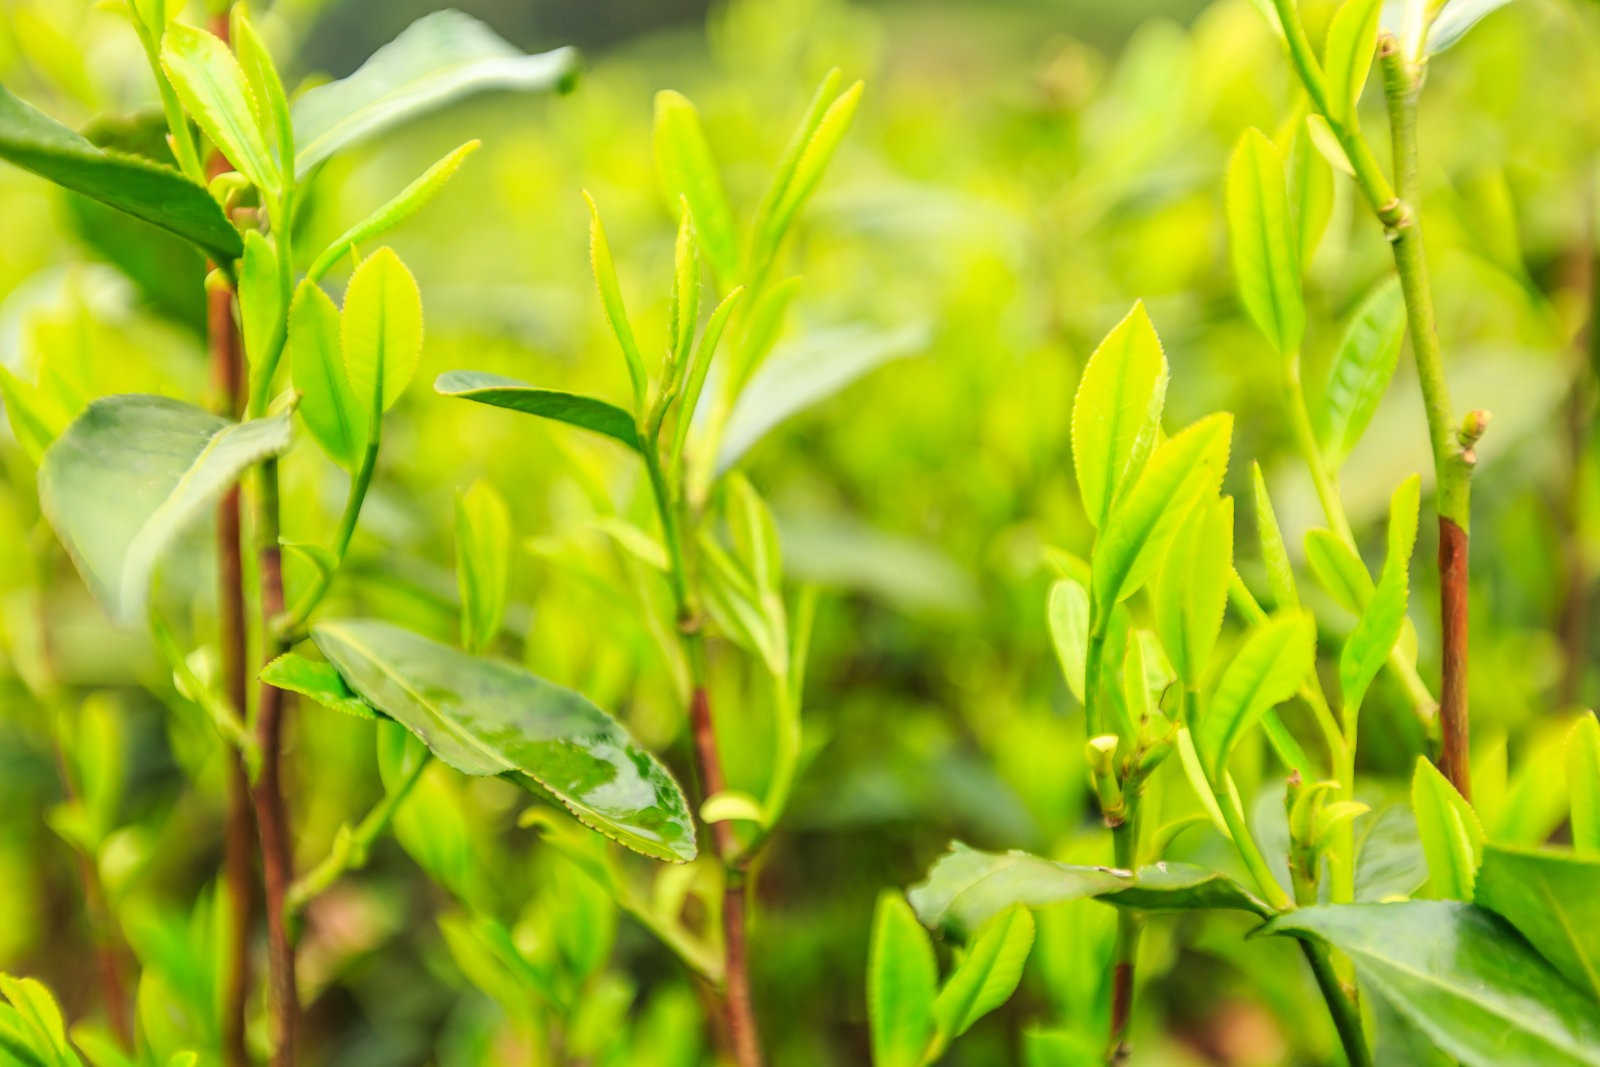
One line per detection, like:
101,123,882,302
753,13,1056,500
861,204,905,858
1106,804,1143,1062
1217,777,1293,911
285,752,430,916
1300,940,1375,1067
278,438,380,635
1284,352,1355,547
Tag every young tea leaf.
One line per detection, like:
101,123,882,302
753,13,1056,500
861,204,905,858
39,396,291,622
584,193,648,411
653,90,738,285
1047,579,1090,704
1250,464,1299,610
1153,494,1233,688
291,11,577,175
1567,713,1600,855
455,480,511,654
929,906,1034,1050
260,652,376,720
1319,279,1406,466
0,364,69,466
434,371,642,452
1092,413,1232,613
752,79,864,275
312,618,696,862
1339,475,1419,714
160,21,280,197
288,281,361,469
1304,527,1374,614
237,231,281,374
1196,611,1315,778
230,4,293,169
1411,756,1483,900
1226,128,1304,356
867,891,937,1067
1285,128,1333,268
1324,0,1383,124
341,247,423,434
1070,301,1169,531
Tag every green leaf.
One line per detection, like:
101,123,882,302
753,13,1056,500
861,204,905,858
160,21,280,196
653,90,738,285
237,231,281,374
750,77,864,275
583,192,648,411
907,842,1267,939
1318,279,1406,465
1196,611,1315,778
717,322,927,474
867,891,937,1067
341,247,423,433
288,281,361,468
668,202,700,373
0,85,240,261
1250,463,1298,610
1567,713,1600,855
311,618,695,862
1047,579,1090,704
0,975,76,1067
455,480,511,654
1339,475,1418,713
1092,413,1232,613
0,364,69,466
931,906,1034,1047
1263,902,1600,1066
434,371,642,453
1070,302,1169,532
307,140,481,282
1474,843,1600,1001
39,396,292,622
230,4,293,169
1323,0,1383,124
260,652,376,720
1427,0,1517,55
291,11,578,175
1153,494,1233,687
1285,127,1333,267
1226,128,1304,355
1304,527,1373,614
1411,756,1483,900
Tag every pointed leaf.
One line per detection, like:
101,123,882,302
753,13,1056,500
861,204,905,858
0,364,68,465
39,396,291,621
455,480,511,654
1196,611,1315,778
1070,303,1169,532
1324,0,1383,124
931,906,1034,1044
1092,413,1232,612
288,281,361,468
751,79,864,273
1412,756,1483,900
1474,843,1600,1002
1567,713,1600,855
342,247,423,433
312,618,695,861
291,11,577,175
238,231,282,374
653,90,737,285
260,653,376,720
1339,475,1418,713
1286,127,1333,267
1153,494,1233,687
1263,902,1600,1067
1427,0,1517,55
867,891,937,1067
0,85,240,261
1304,527,1373,614
230,4,293,168
1226,128,1304,355
1250,464,1299,610
583,192,648,410
434,371,641,452
1319,279,1406,465
160,21,280,196
1048,579,1090,703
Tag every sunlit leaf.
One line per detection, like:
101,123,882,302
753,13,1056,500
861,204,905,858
1567,713,1600,855
1474,843,1600,1002
1070,301,1169,531
341,247,423,432
288,281,361,468
237,230,281,375
455,480,511,654
260,652,376,720
867,891,937,1067
1048,579,1090,703
1153,494,1232,687
1324,0,1383,124
1250,464,1298,610
1411,756,1483,900
1226,128,1303,355
1319,280,1406,466
1196,611,1315,778
654,90,738,284
1427,0,1518,55
931,905,1034,1046
160,21,279,196
1339,475,1418,714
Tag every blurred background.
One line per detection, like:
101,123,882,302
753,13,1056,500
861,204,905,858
2,0,1598,1063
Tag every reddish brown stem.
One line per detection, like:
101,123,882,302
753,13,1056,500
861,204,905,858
1438,517,1471,799
688,685,763,1067
253,533,297,1067
1108,961,1134,1063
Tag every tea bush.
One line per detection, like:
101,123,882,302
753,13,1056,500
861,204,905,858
0,0,1597,1064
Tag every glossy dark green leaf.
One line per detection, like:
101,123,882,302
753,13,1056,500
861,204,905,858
908,842,1268,939
1264,902,1600,1066
1569,713,1600,855
1339,476,1418,713
1318,279,1406,465
311,618,694,862
260,653,376,720
930,905,1034,1048
160,21,280,197
1226,128,1303,355
1196,611,1314,778
1070,301,1169,531
1092,413,1232,612
0,84,240,261
1412,756,1482,900
455,480,511,654
653,90,738,284
288,282,361,468
717,322,927,474
291,11,578,175
1474,844,1600,1001
39,396,291,622
868,891,937,1067
434,371,642,452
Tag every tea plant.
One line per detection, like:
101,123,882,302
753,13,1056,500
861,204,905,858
874,1,1600,1064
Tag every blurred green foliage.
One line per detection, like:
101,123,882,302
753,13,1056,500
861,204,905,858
1,0,1598,1063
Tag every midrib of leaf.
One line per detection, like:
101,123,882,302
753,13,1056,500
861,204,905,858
1350,948,1600,1064
1250,153,1293,350
181,50,270,189
1094,329,1141,528
318,622,511,775
1534,876,1600,1000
